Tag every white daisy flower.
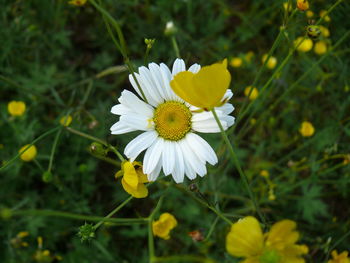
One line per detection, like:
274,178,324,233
110,59,235,183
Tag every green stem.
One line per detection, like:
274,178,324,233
94,196,133,230
211,109,266,226
12,209,146,225
0,126,61,172
148,196,164,263
48,128,63,172
171,36,180,58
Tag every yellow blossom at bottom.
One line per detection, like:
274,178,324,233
226,216,308,263
328,250,350,263
314,41,327,55
19,144,37,162
299,121,315,137
244,86,259,100
152,213,177,240
8,101,26,117
115,161,149,198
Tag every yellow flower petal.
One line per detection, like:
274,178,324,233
123,161,139,189
170,59,231,110
152,213,177,239
226,216,264,258
267,220,299,248
19,144,37,162
121,179,148,198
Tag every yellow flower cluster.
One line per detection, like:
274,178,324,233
115,161,149,198
226,216,308,263
152,213,177,240
297,0,309,11
170,59,231,110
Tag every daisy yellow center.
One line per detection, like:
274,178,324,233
153,101,192,141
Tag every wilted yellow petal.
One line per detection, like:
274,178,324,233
226,216,264,258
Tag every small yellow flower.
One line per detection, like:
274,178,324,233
299,121,315,137
19,144,37,162
262,54,277,69
68,0,87,6
8,101,26,117
306,10,314,18
297,0,309,11
59,115,72,127
314,41,327,55
230,57,243,68
152,213,177,240
10,231,30,248
244,86,259,100
260,170,269,178
226,216,308,263
320,10,331,22
115,161,149,198
328,250,350,263
294,37,313,52
320,26,330,38
245,51,255,63
170,59,231,110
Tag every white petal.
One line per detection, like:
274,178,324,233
192,118,227,133
110,121,136,134
180,137,207,177
171,142,185,183
186,133,218,165
224,89,233,100
162,140,175,175
139,66,163,104
148,63,168,101
120,113,151,131
143,137,164,174
124,131,158,161
216,103,235,115
111,104,131,116
148,157,162,182
188,63,201,73
129,73,158,107
172,59,186,76
118,90,154,117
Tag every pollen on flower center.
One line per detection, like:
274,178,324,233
153,101,192,141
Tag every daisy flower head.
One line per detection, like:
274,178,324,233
110,59,235,183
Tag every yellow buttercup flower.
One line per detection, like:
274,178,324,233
299,121,315,137
306,10,314,18
328,250,350,263
152,213,177,240
10,231,29,248
297,0,309,11
115,161,149,198
68,0,87,6
262,54,277,69
260,170,270,178
8,101,26,117
244,86,259,100
314,41,327,55
294,37,313,52
59,115,73,127
19,144,37,162
320,26,330,38
320,10,331,22
226,216,308,263
170,59,231,110
230,57,243,68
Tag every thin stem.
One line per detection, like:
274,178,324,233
48,128,63,172
171,36,180,58
11,209,146,225
0,126,61,172
94,196,134,230
148,196,164,263
211,109,266,226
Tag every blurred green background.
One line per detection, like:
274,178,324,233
1,0,350,262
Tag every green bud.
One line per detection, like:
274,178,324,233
144,38,156,49
78,223,95,242
42,171,53,183
164,21,177,36
89,142,108,157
